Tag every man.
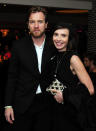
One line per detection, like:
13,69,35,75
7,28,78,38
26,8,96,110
4,6,56,131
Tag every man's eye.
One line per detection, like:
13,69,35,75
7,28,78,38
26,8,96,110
38,21,43,23
29,20,34,24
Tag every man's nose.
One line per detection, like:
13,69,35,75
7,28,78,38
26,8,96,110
34,22,39,28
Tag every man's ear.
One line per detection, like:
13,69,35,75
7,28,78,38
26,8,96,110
27,21,29,29
45,22,48,29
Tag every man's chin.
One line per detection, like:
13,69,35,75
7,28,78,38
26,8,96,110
32,35,41,38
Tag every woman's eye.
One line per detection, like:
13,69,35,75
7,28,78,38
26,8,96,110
62,34,66,37
53,33,58,36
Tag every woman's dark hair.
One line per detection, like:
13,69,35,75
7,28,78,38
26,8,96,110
27,6,48,23
52,23,78,51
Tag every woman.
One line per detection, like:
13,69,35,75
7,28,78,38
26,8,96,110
47,23,94,131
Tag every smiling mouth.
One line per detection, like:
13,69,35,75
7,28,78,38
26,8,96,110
56,42,63,46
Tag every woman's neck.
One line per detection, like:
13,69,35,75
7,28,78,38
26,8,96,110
58,48,67,52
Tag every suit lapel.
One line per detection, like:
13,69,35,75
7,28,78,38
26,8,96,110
26,35,39,74
41,37,52,73
26,35,54,74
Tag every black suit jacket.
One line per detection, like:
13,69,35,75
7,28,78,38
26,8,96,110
5,34,56,113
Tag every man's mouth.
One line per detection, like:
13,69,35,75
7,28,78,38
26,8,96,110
34,29,40,32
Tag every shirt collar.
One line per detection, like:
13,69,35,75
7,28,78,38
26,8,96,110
34,37,45,49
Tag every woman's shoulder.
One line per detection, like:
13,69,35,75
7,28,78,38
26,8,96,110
67,50,78,55
66,50,79,60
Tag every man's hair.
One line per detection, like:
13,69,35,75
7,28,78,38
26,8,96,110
27,6,48,23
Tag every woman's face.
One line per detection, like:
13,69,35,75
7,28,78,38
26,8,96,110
53,28,69,52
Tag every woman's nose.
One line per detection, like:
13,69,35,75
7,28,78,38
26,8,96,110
56,36,62,41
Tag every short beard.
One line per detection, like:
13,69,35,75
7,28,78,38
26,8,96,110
30,31,45,38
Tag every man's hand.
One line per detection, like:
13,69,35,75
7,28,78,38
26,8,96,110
5,107,14,124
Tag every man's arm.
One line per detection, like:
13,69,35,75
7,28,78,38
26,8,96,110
4,42,18,124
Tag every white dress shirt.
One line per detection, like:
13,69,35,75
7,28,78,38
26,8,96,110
34,39,45,94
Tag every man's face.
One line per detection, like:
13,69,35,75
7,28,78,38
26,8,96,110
28,12,47,38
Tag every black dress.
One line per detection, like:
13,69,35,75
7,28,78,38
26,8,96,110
89,72,96,91
50,51,90,131
85,72,96,131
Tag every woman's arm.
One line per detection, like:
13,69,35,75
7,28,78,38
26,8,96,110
70,55,94,95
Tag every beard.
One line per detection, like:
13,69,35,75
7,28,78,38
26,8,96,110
30,30,45,38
